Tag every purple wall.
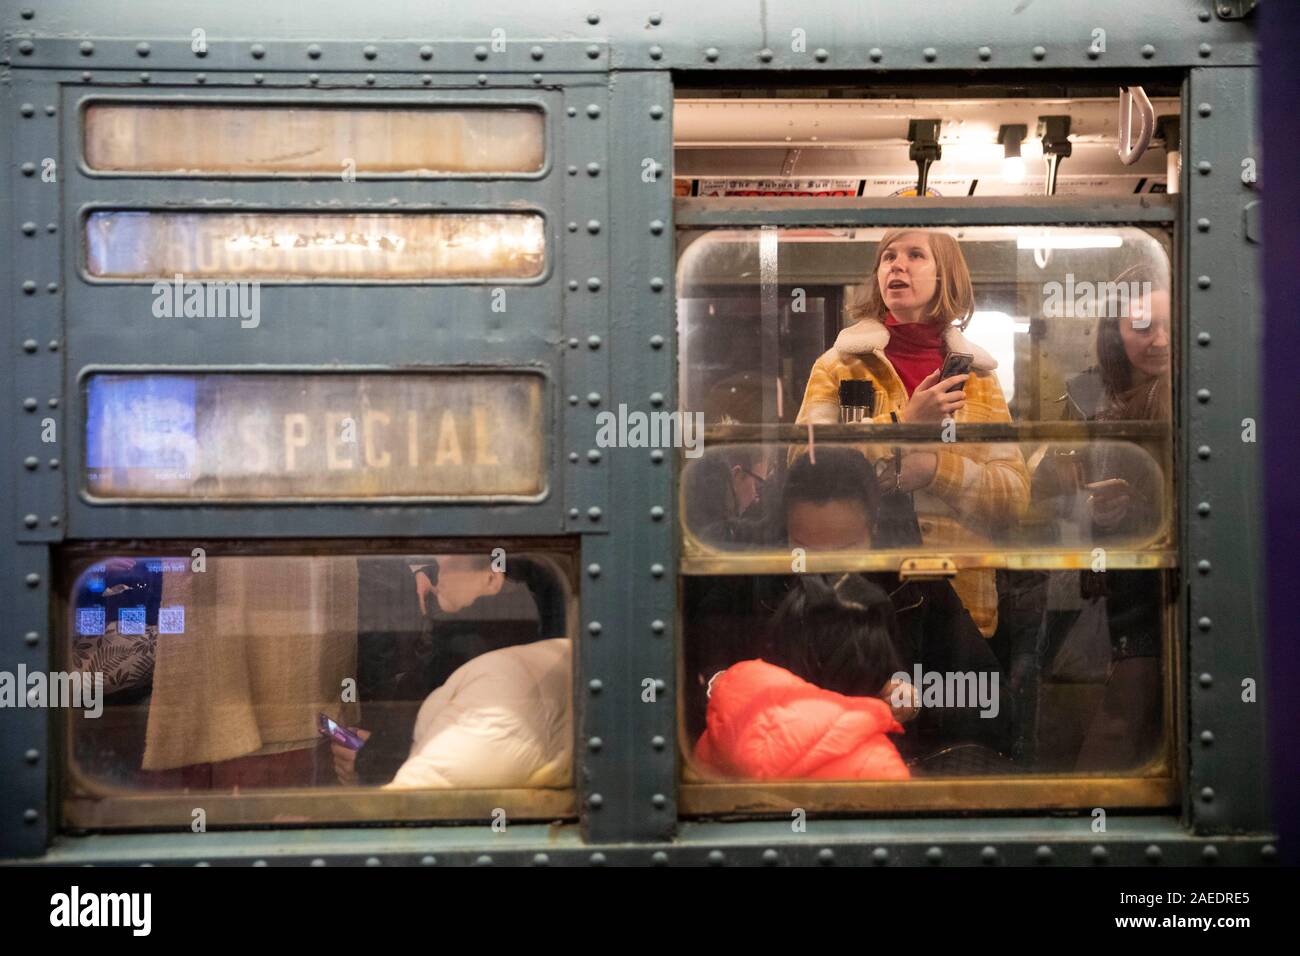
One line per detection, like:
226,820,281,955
1261,2,1299,864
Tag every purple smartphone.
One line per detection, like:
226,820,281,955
317,713,365,751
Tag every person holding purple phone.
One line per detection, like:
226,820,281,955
333,554,566,786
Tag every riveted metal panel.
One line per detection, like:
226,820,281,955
0,544,52,858
3,1,1254,71
605,2,1255,72
560,79,612,536
0,0,1278,864
1183,67,1269,835
8,74,66,544
13,818,1278,867
6,38,610,75
576,72,677,843
56,79,572,540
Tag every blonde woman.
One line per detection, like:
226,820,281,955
796,229,1030,637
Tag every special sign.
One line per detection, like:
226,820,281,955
85,372,545,499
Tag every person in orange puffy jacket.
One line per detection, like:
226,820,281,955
693,575,911,781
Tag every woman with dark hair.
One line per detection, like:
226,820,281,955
1051,264,1171,770
686,449,1015,773
692,574,911,781
760,573,907,698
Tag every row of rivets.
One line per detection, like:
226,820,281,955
672,43,1183,65
100,845,1272,865
18,71,61,541
62,41,599,62
1191,83,1212,788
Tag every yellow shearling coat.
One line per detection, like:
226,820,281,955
795,317,1030,637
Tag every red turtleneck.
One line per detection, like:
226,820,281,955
883,314,947,396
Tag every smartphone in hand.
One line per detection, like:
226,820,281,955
940,352,974,390
318,713,366,751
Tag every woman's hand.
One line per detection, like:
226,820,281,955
331,728,372,786
881,677,919,723
898,368,969,423
1086,479,1133,530
876,452,939,495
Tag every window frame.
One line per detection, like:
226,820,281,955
77,204,554,288
76,366,553,506
76,93,553,182
56,537,581,831
672,194,1183,815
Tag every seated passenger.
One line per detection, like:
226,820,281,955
684,445,771,545
338,553,566,786
694,576,910,782
794,229,1030,637
784,450,1014,760
685,447,1013,760
385,638,571,790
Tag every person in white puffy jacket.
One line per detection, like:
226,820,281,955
384,637,572,790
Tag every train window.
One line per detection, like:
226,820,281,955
83,103,545,176
682,569,1172,789
84,211,546,281
61,547,576,827
683,439,1170,558
84,372,546,501
674,221,1176,810
678,225,1172,425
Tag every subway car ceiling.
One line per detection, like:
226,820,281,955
674,96,1180,195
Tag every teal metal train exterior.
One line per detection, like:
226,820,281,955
0,0,1272,866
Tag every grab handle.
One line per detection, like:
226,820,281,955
1117,85,1155,166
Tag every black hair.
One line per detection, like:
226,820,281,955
783,448,880,524
762,574,905,698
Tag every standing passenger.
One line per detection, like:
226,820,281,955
795,230,1030,637
1059,267,1171,769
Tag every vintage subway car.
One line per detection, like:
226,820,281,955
0,0,1275,866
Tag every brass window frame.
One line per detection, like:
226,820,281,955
56,538,580,831
680,422,1176,575
677,568,1181,816
673,205,1183,816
